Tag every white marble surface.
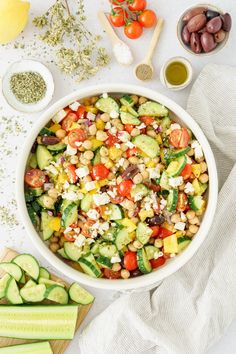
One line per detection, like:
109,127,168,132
0,0,235,353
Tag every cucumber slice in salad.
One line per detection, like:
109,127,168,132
145,245,159,260
166,155,187,177
188,195,204,211
0,341,53,354
47,142,66,153
45,285,68,304
36,145,53,170
96,255,112,269
0,262,23,282
101,227,117,242
92,147,102,166
61,202,78,228
69,282,95,305
99,243,118,258
171,147,190,158
130,183,149,199
5,277,23,304
115,228,133,250
22,279,37,289
39,127,55,136
57,247,69,260
29,153,38,168
41,211,54,241
39,267,51,280
136,222,152,245
0,274,11,299
138,101,168,117
95,97,119,113
167,189,178,212
80,194,93,212
78,253,102,278
137,248,152,274
133,134,160,158
120,95,134,107
20,284,46,303
64,242,82,261
106,203,124,220
38,277,65,288
178,236,191,252
160,116,171,130
120,112,140,125
12,254,40,280
159,171,170,190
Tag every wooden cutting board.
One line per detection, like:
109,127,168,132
0,248,92,353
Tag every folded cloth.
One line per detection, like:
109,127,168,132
79,64,236,354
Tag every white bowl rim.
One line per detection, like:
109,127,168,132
16,83,218,291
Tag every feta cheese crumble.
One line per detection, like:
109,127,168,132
66,144,77,156
111,256,121,264
169,176,184,187
69,101,80,111
147,167,160,179
105,122,111,130
85,181,97,191
118,131,130,142
52,109,67,123
126,141,135,149
74,235,86,248
170,123,181,131
137,123,146,130
75,166,89,178
110,110,119,119
102,92,108,99
87,209,100,220
87,112,96,121
175,222,186,231
184,182,194,194
62,191,83,201
93,193,110,206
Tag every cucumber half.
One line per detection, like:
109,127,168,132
166,156,187,177
78,253,102,278
138,101,168,117
136,222,152,245
61,202,78,228
0,274,11,299
133,134,160,158
137,248,152,274
95,97,119,113
5,277,23,304
12,254,40,280
0,262,23,282
45,285,69,304
69,282,94,305
120,112,140,125
20,284,46,303
167,189,178,212
0,341,53,354
36,145,53,170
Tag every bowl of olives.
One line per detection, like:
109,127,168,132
177,4,232,55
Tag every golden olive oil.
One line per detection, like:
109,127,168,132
165,61,188,86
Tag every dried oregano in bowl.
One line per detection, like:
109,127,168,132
33,0,110,81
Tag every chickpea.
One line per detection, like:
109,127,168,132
84,150,94,160
121,143,128,151
101,156,109,164
199,173,209,184
121,269,130,279
83,140,93,150
139,96,147,104
189,216,199,225
171,213,181,223
112,118,121,127
133,173,143,184
100,146,109,157
154,239,163,248
108,172,115,180
112,263,121,272
100,113,110,122
186,210,195,220
129,156,139,164
96,130,108,141
81,175,92,183
143,157,150,164
130,128,140,137
50,236,59,243
153,157,160,163
37,136,42,144
70,155,79,164
185,230,194,237
62,136,69,145
133,240,143,249
117,123,124,131
141,170,149,179
149,238,155,245
189,225,199,234
49,243,60,253
43,196,55,209
121,199,135,210
127,210,134,218
80,157,90,165
187,148,194,156
90,96,98,104
147,130,156,138
131,95,139,104
54,231,61,237
105,161,114,169
200,162,207,173
128,244,137,252
88,124,97,135
78,145,85,152
123,160,130,169
48,188,58,199
196,156,205,163
56,129,66,139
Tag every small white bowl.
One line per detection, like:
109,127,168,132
160,56,193,91
16,84,218,291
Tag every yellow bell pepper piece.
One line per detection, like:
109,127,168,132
119,218,137,233
96,118,105,130
97,179,108,187
129,231,136,241
86,106,98,114
120,105,128,112
161,221,175,232
58,173,68,184
49,217,61,231
49,123,61,132
163,234,178,253
138,209,154,222
109,147,123,160
176,231,185,238
156,133,163,145
146,160,156,168
192,164,201,178
90,138,103,151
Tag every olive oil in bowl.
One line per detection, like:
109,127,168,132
160,57,193,90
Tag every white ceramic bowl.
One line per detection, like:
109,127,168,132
16,84,218,291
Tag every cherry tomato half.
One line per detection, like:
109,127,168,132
76,105,86,119
81,220,96,237
176,192,188,212
24,169,46,188
61,112,78,131
126,147,138,158
124,124,134,134
64,231,76,242
158,227,173,239
108,186,125,204
140,116,154,125
124,251,138,271
150,225,160,237
91,164,110,181
103,268,121,279
179,128,190,148
67,164,79,184
124,21,143,39
117,179,133,197
180,164,192,180
150,256,166,268
128,0,146,12
110,6,127,27
138,9,157,28
169,128,190,148
105,132,120,147
68,129,87,148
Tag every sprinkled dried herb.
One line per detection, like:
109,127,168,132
10,72,46,104
33,0,110,81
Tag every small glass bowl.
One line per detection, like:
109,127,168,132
177,3,230,56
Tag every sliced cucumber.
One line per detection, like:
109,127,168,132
120,112,141,125
159,171,170,190
92,147,102,166
137,248,152,274
102,227,117,242
0,262,23,282
45,285,68,304
47,142,66,153
136,222,152,245
41,211,54,241
167,189,178,212
78,253,102,278
57,247,69,260
138,101,168,117
99,243,117,258
69,282,94,305
178,236,191,252
39,127,55,136
80,193,93,212
96,255,112,269
20,284,46,303
39,267,51,280
133,134,160,158
61,202,78,228
95,97,119,113
12,254,40,280
160,116,171,130
120,95,134,107
29,153,38,168
0,274,11,299
145,245,159,260
27,187,43,198
131,183,149,199
5,277,23,304
106,203,124,220
171,147,190,158
188,195,204,211
0,305,78,339
22,279,37,289
0,341,53,354
36,145,53,170
64,242,82,261
38,277,65,288
27,205,39,227
166,155,187,177
115,228,133,250
38,195,55,210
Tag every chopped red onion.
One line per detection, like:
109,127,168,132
84,119,93,127
47,210,53,216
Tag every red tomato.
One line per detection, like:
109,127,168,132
76,105,86,119
158,227,173,238
103,268,121,279
68,129,87,148
138,9,157,28
81,220,95,237
110,7,127,27
124,251,138,271
179,128,190,148
61,112,78,131
24,169,46,188
67,164,79,183
150,226,160,237
108,186,125,204
169,129,182,148
124,21,143,39
129,0,146,11
124,124,134,134
64,232,76,242
105,133,119,147
91,164,110,180
117,179,133,197
180,164,192,180
177,192,188,212
126,147,138,158
150,256,166,268
140,116,154,125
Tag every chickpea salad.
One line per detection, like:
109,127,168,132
24,94,209,280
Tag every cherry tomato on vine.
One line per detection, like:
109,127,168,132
110,7,127,27
24,169,46,188
117,179,134,197
128,0,146,12
68,128,87,148
124,21,143,39
91,164,110,180
138,9,157,28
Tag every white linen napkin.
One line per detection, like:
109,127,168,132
79,64,236,354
